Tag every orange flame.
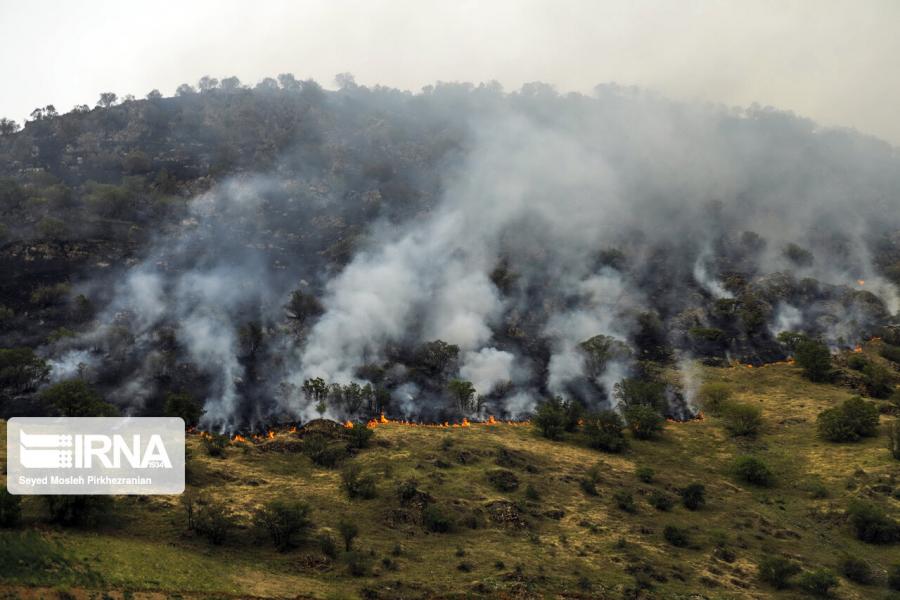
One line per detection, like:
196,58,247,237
857,279,865,286
267,430,275,440
231,434,248,444
289,425,297,433
344,420,354,429
853,345,863,353
486,415,496,425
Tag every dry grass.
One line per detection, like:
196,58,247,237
1,350,899,599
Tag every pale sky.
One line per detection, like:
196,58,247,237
2,0,899,144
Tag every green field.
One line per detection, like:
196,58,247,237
1,350,899,599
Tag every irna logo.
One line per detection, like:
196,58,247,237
18,430,172,469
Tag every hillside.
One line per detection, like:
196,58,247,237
2,348,899,599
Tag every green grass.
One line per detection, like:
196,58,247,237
1,351,899,599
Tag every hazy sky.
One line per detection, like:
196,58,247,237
2,0,899,144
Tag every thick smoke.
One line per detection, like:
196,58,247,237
44,82,900,429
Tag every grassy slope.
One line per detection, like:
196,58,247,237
1,350,899,599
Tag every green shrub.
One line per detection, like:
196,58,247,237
0,348,49,394
164,392,204,428
697,382,732,415
533,396,569,440
795,339,833,382
758,555,801,589
580,463,603,496
193,500,235,545
0,489,22,527
423,505,454,533
341,464,377,499
583,410,627,452
722,401,763,437
635,466,655,483
817,397,879,442
648,490,674,511
796,569,837,597
837,556,872,585
346,423,374,449
681,483,706,510
303,434,346,468
38,380,117,417
734,455,775,487
846,500,900,544
317,533,338,559
524,483,540,501
253,499,313,551
663,525,689,547
880,344,900,364
862,362,894,398
889,421,900,460
614,491,636,513
624,404,665,440
338,519,359,551
344,550,370,577
847,354,868,371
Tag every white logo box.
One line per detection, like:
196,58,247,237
7,417,185,495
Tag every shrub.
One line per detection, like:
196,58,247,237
663,525,689,547
734,455,775,487
635,467,655,483
817,397,879,442
862,362,894,398
580,463,603,496
613,491,636,513
524,483,540,501
344,550,370,577
624,404,665,440
648,491,674,511
846,500,900,544
341,464,377,499
38,380,117,417
722,402,763,437
201,433,228,457
758,555,801,589
796,569,838,597
486,469,519,492
847,354,868,371
681,483,706,510
889,421,900,460
533,396,568,440
795,339,833,382
889,565,900,591
346,423,374,449
697,382,732,415
563,399,584,433
0,348,49,394
0,489,22,527
837,556,872,585
193,499,234,545
317,533,338,559
423,505,453,533
253,499,313,551
881,344,900,364
303,434,345,468
164,392,204,428
338,519,359,551
583,410,627,452
43,495,113,526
